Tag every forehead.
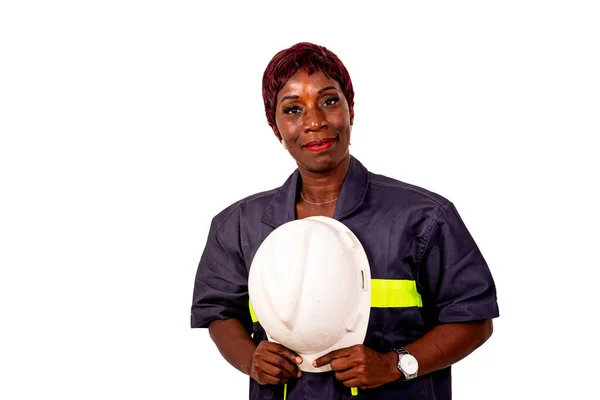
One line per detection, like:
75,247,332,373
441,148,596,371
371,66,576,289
277,70,342,100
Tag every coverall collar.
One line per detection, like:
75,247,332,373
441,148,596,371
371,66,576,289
261,155,369,228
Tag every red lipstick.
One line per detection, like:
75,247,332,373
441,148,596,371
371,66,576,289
304,138,336,152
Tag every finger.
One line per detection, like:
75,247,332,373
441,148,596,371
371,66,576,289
259,373,290,386
266,342,303,365
257,360,296,381
334,367,355,382
313,348,351,368
330,357,355,372
263,352,302,378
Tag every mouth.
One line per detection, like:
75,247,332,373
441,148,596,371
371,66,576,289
303,137,337,152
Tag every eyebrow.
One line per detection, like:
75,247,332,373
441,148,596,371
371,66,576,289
280,95,299,103
279,87,340,104
317,86,338,94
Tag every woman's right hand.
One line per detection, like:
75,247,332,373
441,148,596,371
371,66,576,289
250,341,303,385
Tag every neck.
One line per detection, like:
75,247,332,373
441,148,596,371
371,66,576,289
298,154,351,203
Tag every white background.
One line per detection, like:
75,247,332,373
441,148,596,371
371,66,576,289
1,1,599,399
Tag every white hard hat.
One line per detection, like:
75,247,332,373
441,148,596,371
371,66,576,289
248,216,371,373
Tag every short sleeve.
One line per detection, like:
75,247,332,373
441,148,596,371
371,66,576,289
418,203,499,324
190,216,252,332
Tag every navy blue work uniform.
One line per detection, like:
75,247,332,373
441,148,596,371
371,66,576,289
191,156,499,400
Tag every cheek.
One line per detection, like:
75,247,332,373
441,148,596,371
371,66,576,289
277,119,303,140
330,114,351,133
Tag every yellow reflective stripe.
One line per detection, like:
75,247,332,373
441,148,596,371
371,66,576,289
371,279,423,308
249,299,258,323
351,387,358,396
250,280,420,323
283,383,288,400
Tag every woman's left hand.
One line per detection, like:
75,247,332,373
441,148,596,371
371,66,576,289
313,345,402,389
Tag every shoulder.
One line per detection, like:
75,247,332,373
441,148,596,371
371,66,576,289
211,187,278,229
367,171,452,214
364,170,468,262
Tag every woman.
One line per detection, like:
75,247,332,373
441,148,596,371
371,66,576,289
191,42,499,400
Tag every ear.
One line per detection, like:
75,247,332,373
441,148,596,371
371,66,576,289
270,124,282,142
349,102,355,126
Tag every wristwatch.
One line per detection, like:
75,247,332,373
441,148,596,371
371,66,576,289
393,348,419,381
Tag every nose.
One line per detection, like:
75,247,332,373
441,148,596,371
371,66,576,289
304,106,327,133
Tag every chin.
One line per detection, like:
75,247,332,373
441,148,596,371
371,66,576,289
297,151,349,173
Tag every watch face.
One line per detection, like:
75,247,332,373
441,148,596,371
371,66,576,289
400,354,418,375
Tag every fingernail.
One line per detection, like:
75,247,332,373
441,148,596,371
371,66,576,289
312,361,317,367
295,356,302,364
297,371,302,378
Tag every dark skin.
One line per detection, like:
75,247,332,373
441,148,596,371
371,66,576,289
209,319,302,385
312,320,493,389
208,69,494,389
271,69,353,219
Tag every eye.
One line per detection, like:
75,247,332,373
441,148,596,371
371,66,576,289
284,105,302,115
323,96,339,107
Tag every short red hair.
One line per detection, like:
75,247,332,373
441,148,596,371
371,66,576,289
262,42,354,127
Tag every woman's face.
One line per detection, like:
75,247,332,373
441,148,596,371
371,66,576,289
272,69,353,173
